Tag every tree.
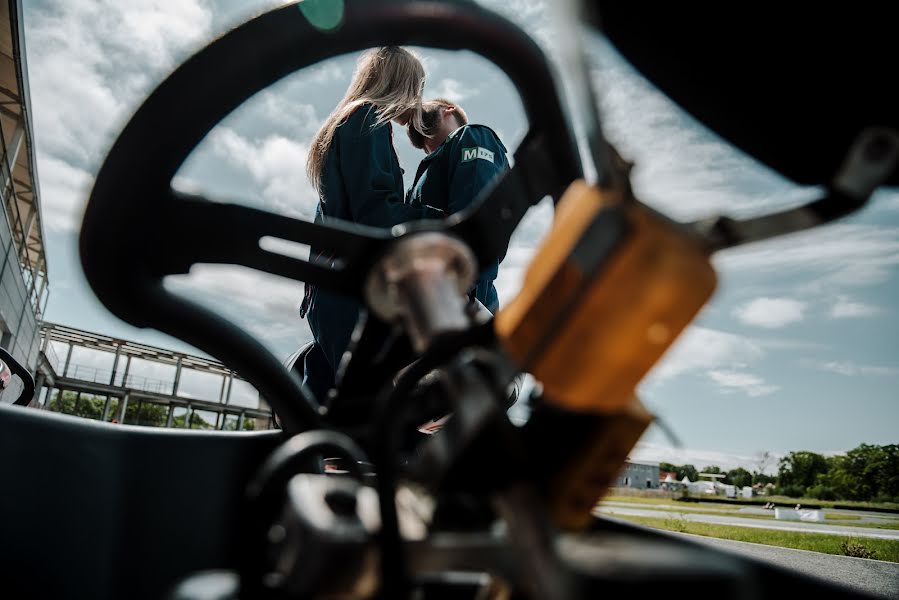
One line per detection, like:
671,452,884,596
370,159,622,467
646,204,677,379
702,465,724,475
125,401,168,427
45,390,275,433
48,391,106,420
678,464,699,482
778,451,830,495
854,444,899,501
825,444,899,502
754,451,773,476
188,411,214,430
726,468,753,488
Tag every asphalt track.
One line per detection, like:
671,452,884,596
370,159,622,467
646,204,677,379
673,532,899,599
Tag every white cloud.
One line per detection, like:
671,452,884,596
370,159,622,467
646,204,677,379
36,153,94,232
165,264,311,359
429,78,480,102
648,326,764,382
25,0,214,231
306,60,347,84
25,0,213,166
715,224,899,292
733,298,806,329
643,327,790,397
800,360,898,377
208,127,316,219
829,297,883,319
257,92,319,134
706,370,779,397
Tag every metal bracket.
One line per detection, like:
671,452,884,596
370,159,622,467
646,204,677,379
695,127,899,251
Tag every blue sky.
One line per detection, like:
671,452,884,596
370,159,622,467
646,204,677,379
22,0,898,471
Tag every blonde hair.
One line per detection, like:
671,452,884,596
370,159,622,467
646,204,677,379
307,46,426,193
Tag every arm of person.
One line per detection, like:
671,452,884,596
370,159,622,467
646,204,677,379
340,110,444,228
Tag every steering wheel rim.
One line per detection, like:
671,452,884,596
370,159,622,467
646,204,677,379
80,0,582,434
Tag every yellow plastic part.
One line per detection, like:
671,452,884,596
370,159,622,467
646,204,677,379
496,180,717,413
549,396,653,530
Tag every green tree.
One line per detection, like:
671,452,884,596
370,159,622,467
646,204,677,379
48,391,107,420
124,401,168,427
46,391,262,433
854,444,899,501
778,451,829,496
678,464,699,482
660,462,679,475
188,411,214,430
726,468,753,488
825,444,899,502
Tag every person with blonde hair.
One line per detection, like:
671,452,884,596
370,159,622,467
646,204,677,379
301,47,443,402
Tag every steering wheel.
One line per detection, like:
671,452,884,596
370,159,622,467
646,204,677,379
80,0,582,435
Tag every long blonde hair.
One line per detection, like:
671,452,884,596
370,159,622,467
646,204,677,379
307,46,426,194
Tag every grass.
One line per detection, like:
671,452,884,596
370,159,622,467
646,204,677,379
600,499,899,530
824,512,861,521
610,515,899,563
603,495,690,506
840,521,899,531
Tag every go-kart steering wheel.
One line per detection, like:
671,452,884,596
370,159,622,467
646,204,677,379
80,0,582,435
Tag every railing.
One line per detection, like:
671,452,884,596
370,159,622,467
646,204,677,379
62,363,174,396
123,374,174,395
42,339,60,374
1,117,45,318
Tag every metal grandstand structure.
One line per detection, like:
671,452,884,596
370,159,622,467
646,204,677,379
36,322,275,429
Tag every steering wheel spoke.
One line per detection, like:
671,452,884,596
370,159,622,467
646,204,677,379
155,191,391,298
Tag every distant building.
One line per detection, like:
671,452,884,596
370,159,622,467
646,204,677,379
616,460,660,489
659,471,682,491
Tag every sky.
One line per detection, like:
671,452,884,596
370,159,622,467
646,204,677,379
21,0,899,472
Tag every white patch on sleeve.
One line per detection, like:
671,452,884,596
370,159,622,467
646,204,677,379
476,147,495,162
461,147,495,163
